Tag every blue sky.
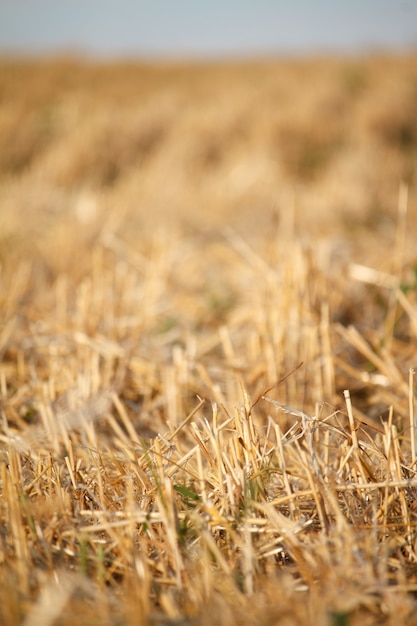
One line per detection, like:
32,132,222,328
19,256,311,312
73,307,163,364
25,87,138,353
0,0,416,58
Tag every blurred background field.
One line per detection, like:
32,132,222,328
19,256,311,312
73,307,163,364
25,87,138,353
1,52,417,625
1,54,417,239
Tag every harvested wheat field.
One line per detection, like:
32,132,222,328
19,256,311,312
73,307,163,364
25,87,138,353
1,53,417,625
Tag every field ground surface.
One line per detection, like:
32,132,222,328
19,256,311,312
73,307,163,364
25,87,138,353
1,54,417,625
